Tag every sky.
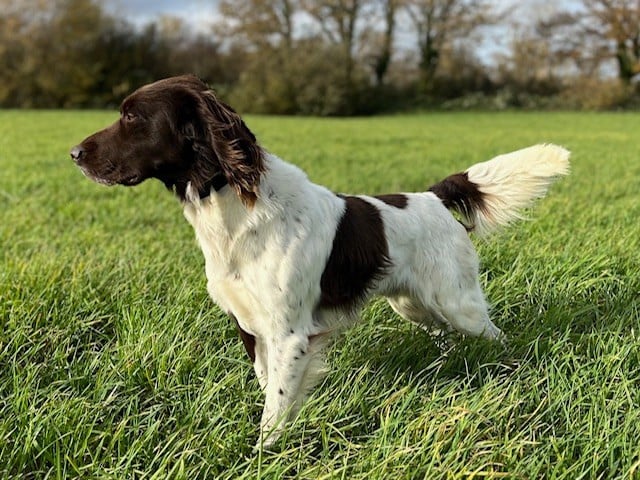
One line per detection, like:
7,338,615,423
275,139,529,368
101,0,584,64
104,0,222,32
103,0,584,24
103,0,578,33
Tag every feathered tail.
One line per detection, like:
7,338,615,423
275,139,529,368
429,144,570,236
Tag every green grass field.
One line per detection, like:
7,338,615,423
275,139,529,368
1,110,639,479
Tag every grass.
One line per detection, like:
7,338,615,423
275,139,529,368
1,110,639,479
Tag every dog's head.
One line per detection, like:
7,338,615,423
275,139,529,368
71,74,264,204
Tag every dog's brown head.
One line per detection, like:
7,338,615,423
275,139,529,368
71,74,264,204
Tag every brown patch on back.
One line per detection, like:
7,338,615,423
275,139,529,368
230,314,256,362
428,172,485,221
375,193,408,209
319,196,390,311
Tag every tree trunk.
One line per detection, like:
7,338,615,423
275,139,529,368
616,40,638,83
373,0,396,87
419,33,439,92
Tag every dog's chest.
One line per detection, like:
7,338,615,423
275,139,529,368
209,270,258,327
184,204,288,334
198,231,274,332
182,173,347,336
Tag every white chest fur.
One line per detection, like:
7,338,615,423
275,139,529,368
182,154,344,338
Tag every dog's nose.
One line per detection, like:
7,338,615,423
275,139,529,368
70,145,84,163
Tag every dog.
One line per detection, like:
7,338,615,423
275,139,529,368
71,74,570,447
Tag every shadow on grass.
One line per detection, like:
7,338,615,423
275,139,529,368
346,277,639,391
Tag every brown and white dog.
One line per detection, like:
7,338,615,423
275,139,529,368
71,74,569,447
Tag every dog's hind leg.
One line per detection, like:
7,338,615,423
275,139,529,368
387,295,451,336
435,280,503,341
388,275,502,342
411,233,503,341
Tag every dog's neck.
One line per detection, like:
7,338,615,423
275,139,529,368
198,173,228,200
181,153,309,234
182,153,346,289
183,180,247,252
182,152,342,227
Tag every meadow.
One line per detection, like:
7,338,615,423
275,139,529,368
1,110,639,479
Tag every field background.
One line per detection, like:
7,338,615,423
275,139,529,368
1,111,639,479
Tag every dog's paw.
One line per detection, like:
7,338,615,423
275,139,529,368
253,432,281,453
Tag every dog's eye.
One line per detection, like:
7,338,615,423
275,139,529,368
123,111,136,122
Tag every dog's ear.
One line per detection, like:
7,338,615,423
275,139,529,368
194,90,265,206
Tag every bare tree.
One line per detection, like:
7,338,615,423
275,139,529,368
218,0,297,51
217,0,299,111
535,12,596,78
302,0,366,96
534,1,640,83
403,0,498,91
582,0,640,83
361,0,400,86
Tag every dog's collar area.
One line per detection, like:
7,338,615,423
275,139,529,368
199,174,228,199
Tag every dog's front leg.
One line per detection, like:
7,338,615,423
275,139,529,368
257,330,314,448
253,338,268,391
231,314,268,390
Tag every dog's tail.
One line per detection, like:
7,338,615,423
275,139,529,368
429,144,570,236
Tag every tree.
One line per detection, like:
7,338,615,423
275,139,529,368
218,0,296,50
534,11,603,79
403,0,498,92
534,1,640,84
38,0,108,106
218,0,300,112
302,0,366,109
0,0,142,107
361,0,400,86
0,0,55,106
496,8,584,94
582,0,640,83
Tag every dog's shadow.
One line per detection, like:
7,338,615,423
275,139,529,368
252,284,635,455
306,289,634,447
334,301,514,385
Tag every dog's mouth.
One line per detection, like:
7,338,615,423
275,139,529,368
77,165,143,187
77,166,116,186
119,174,143,186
